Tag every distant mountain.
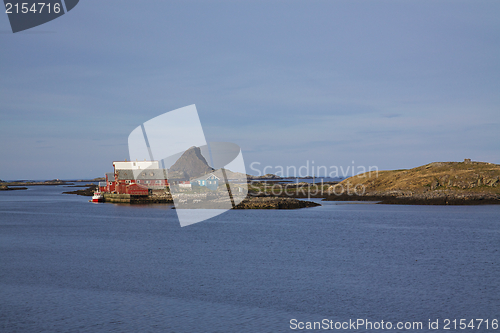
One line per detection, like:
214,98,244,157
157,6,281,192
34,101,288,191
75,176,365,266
168,146,214,180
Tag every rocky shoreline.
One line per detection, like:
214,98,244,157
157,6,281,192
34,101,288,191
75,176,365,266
321,191,500,205
245,182,500,205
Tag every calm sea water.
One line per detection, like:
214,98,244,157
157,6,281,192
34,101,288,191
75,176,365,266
1,186,499,332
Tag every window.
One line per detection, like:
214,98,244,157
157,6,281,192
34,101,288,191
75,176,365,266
155,180,161,184
125,180,130,184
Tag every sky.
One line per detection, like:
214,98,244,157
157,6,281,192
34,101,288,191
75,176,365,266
1,0,499,180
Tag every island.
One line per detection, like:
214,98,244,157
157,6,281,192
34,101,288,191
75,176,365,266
36,157,500,206
0,185,27,191
62,147,320,209
323,159,500,205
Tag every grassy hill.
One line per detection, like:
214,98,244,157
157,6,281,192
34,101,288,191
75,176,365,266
340,160,500,196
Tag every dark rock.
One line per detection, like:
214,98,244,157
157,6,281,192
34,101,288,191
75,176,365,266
234,197,320,209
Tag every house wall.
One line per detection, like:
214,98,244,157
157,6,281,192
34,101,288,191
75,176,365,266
126,184,149,195
116,183,127,194
105,174,116,193
136,179,168,187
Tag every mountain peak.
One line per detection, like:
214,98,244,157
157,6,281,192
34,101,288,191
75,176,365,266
168,146,214,180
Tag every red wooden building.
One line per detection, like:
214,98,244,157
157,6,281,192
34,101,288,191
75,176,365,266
112,169,168,195
100,160,169,196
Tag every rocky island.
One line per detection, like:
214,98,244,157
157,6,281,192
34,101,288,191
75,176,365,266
322,159,500,205
63,147,320,210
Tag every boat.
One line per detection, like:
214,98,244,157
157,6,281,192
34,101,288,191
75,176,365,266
91,191,104,203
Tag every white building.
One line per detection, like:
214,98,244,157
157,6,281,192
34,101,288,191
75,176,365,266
113,160,160,171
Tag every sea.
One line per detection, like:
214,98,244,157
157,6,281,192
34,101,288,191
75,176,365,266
1,185,499,332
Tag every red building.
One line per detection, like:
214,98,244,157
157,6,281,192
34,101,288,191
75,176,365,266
100,161,169,195
105,172,116,192
111,169,168,195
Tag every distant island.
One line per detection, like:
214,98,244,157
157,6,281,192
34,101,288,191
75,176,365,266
0,178,105,191
0,184,27,191
0,179,70,191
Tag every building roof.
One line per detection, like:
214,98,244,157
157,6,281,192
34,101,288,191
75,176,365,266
116,169,167,180
138,169,167,180
116,169,134,180
105,172,115,181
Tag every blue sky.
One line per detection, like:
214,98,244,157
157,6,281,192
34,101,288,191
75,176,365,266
1,0,499,179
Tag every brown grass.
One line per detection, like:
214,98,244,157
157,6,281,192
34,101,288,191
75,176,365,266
340,161,500,194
